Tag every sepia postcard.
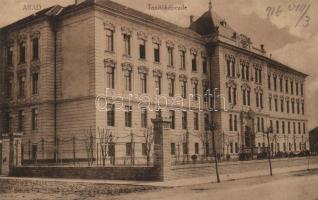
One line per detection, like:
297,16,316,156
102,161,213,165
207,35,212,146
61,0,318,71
0,0,317,199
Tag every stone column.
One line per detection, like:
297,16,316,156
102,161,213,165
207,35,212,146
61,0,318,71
152,117,171,181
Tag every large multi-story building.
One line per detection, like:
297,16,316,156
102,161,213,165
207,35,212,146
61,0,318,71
0,0,308,164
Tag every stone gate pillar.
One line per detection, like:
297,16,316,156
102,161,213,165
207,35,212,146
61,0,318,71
0,133,23,176
152,117,171,181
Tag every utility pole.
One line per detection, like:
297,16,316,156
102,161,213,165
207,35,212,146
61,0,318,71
266,127,273,176
210,122,220,183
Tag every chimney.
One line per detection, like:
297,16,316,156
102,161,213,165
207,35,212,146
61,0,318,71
190,15,194,25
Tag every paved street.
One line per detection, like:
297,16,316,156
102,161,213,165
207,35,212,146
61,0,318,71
1,169,318,200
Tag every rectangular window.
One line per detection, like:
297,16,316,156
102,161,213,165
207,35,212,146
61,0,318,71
298,122,301,134
235,142,238,153
270,120,273,130
125,106,132,127
19,43,26,64
302,102,305,115
32,73,39,95
182,111,187,129
268,75,271,89
303,123,306,134
204,113,209,130
142,143,147,156
106,29,114,52
273,77,277,91
242,90,246,105
168,79,175,97
126,143,132,156
139,39,146,59
32,38,39,60
234,115,238,131
181,81,187,99
233,88,237,105
18,76,25,97
106,67,115,89
280,78,283,92
124,70,132,91
154,43,160,62
286,100,290,113
18,110,24,132
169,110,175,129
193,83,198,100
282,121,285,134
247,90,251,106
203,59,207,74
274,99,278,112
192,54,197,71
269,97,272,111
288,121,291,134
229,114,233,131
183,143,188,155
285,79,289,93
257,117,260,132
7,46,13,66
296,83,299,96
293,122,296,134
291,81,294,95
123,34,131,56
195,143,199,154
227,60,231,77
32,108,38,130
141,108,147,128
141,73,147,93
107,104,115,126
276,120,279,133
301,84,304,96
281,99,284,112
297,102,300,114
261,118,264,132
171,143,176,155
180,50,186,69
168,47,174,66
194,112,199,130
292,101,295,113
155,76,161,95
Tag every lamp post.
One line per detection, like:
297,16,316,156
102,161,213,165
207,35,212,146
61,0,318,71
207,121,220,183
265,126,273,176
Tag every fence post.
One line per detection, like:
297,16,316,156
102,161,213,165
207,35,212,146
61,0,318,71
73,136,76,165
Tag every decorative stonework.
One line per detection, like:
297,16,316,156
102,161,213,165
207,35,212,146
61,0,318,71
202,79,209,87
6,39,14,47
153,69,162,77
122,62,133,71
17,69,27,76
241,83,251,90
166,40,175,48
285,96,290,101
30,31,40,39
254,86,263,93
18,34,27,43
121,26,132,35
166,71,176,79
30,65,40,73
226,54,235,61
137,31,147,40
280,95,284,100
239,34,252,49
179,74,188,82
104,58,116,68
226,79,236,88
138,66,149,74
178,44,186,52
191,77,198,84
104,21,115,30
152,35,161,44
190,47,198,55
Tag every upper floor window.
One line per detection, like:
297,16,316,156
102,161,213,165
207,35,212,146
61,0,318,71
32,37,39,60
123,34,131,56
106,29,114,52
168,78,175,97
192,81,198,101
269,96,272,111
291,81,294,95
141,107,147,128
182,111,187,129
242,88,250,106
286,100,290,113
255,91,263,109
6,46,13,66
181,80,187,99
32,73,39,95
267,74,271,89
296,82,299,96
32,108,38,130
302,102,305,115
141,73,147,93
241,62,249,81
285,79,289,93
228,86,237,105
300,84,304,96
154,43,160,63
202,58,207,74
125,106,132,127
19,42,26,64
279,78,283,92
191,54,197,71
106,66,115,89
254,67,262,84
18,110,24,132
169,110,175,129
193,112,199,130
273,76,277,91
124,70,132,91
180,50,186,70
18,76,25,97
280,98,284,112
107,104,115,126
227,57,235,77
274,98,278,112
291,100,295,113
155,76,162,95
167,46,174,66
139,39,146,59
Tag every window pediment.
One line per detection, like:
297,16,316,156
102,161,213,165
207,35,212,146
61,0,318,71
121,26,132,35
137,31,147,40
104,58,116,68
122,62,133,71
191,77,198,84
153,69,162,77
166,71,176,79
104,21,115,31
179,74,188,82
152,35,161,44
138,66,148,74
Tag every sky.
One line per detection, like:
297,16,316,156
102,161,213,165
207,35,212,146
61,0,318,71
1,0,317,129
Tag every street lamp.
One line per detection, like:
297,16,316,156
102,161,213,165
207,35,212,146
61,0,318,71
265,126,273,176
207,121,220,183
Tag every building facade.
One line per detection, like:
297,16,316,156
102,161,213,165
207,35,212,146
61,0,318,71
0,0,308,164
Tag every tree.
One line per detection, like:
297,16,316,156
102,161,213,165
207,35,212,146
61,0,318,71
98,128,112,166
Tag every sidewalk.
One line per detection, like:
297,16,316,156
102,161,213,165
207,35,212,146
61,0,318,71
1,163,318,187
